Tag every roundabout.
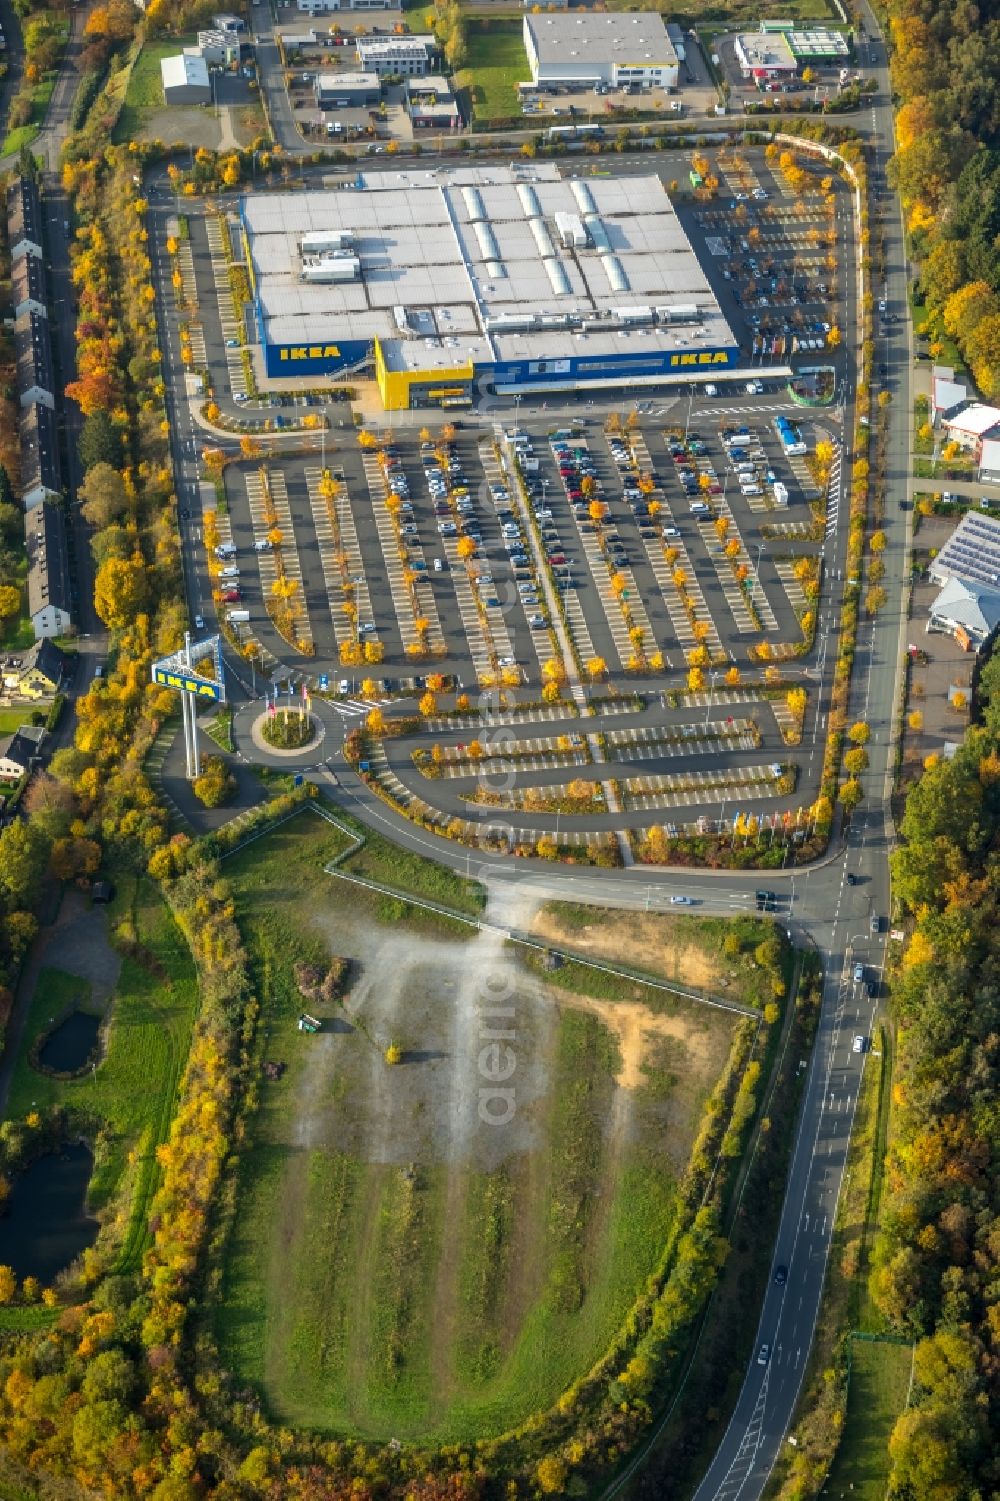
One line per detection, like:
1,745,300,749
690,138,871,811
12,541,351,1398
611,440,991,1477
235,699,339,766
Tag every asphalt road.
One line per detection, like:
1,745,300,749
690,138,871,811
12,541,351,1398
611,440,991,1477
684,9,911,1497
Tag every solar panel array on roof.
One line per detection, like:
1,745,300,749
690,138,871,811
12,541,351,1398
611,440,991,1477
930,513,1000,589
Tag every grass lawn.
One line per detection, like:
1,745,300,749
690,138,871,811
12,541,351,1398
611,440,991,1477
909,286,968,378
6,877,199,1270
0,708,41,735
456,20,528,123
1,66,60,157
114,34,198,143
826,1339,913,1499
217,813,739,1443
339,826,485,916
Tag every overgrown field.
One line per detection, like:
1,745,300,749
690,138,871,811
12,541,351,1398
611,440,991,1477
456,21,528,122
217,810,739,1442
7,878,199,1244
533,900,787,1010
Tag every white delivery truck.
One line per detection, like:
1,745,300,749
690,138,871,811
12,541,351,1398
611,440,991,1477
773,481,789,506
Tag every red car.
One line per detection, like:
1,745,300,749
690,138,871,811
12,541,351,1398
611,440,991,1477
222,589,241,603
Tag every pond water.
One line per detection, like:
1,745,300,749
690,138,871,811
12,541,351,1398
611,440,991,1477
38,1010,101,1073
0,1143,98,1283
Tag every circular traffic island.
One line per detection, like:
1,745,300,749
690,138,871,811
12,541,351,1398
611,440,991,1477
258,710,321,753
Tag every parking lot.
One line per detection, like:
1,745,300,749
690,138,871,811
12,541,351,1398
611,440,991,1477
204,412,827,699
675,149,851,376
151,142,857,834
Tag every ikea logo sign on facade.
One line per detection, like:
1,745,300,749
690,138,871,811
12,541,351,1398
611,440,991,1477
279,344,342,362
153,667,222,701
669,351,732,367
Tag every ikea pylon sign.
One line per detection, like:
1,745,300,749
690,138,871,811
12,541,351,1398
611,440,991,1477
152,666,223,701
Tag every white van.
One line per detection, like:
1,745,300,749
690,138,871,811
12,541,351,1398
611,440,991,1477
215,543,237,559
741,483,762,498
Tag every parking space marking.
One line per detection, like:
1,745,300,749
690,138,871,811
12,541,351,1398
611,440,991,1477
205,216,248,398
622,763,786,812
245,468,314,652
359,453,436,653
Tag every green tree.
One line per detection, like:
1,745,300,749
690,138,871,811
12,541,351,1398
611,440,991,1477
78,410,123,472
78,462,128,530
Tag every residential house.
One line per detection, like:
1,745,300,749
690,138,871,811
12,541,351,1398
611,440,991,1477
0,723,45,782
20,400,62,510
25,503,73,640
17,637,68,697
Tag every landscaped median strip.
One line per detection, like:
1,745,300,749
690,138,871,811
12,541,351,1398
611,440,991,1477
622,762,794,813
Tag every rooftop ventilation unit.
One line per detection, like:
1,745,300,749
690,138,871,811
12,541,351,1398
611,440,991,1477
300,254,360,284
555,211,588,249
485,312,537,332
301,229,354,254
656,303,701,323
616,305,654,325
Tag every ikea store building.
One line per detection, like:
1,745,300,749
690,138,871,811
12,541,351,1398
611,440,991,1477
240,164,739,411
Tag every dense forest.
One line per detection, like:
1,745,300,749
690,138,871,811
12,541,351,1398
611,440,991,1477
888,0,1000,396
868,646,1000,1497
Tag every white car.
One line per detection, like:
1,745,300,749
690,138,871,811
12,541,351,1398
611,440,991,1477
852,1035,866,1054
219,565,240,578
670,895,691,906
194,614,205,631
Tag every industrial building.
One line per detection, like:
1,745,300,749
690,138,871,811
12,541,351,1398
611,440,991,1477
929,511,1000,593
734,31,797,80
296,0,395,12
522,11,678,90
241,164,737,409
406,76,462,130
313,70,381,107
161,52,211,105
355,33,437,76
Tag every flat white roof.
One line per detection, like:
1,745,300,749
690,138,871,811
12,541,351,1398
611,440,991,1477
243,164,734,373
735,32,796,69
525,11,676,64
943,403,1000,438
161,52,210,89
316,70,380,90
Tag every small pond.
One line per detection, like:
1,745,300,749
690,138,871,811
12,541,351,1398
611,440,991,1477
38,1010,101,1074
0,1143,99,1283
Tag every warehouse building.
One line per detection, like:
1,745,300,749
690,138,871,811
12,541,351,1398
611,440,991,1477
161,52,211,105
523,11,678,90
241,164,738,409
313,70,381,106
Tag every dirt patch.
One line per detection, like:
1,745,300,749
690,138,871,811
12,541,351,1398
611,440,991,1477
531,906,723,997
303,909,557,1174
549,987,711,1091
